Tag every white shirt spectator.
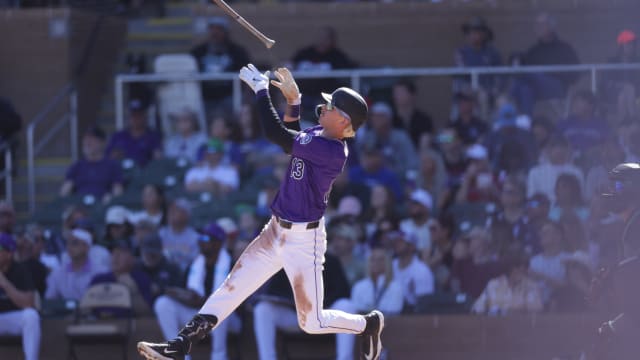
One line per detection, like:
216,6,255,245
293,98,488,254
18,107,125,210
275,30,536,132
186,250,232,297
526,163,583,202
400,219,431,252
164,132,208,163
127,210,163,226
350,275,404,315
184,164,239,190
529,251,569,302
62,245,111,271
158,226,200,272
392,256,434,306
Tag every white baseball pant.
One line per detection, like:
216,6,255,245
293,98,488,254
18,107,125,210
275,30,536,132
0,308,40,360
254,298,357,360
199,217,366,336
154,295,240,360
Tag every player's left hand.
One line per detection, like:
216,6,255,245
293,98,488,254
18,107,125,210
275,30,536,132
271,67,301,104
239,63,270,93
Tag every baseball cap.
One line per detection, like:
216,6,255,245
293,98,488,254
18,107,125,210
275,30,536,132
617,30,636,45
140,234,163,255
337,196,362,217
318,87,368,132
207,16,229,30
199,222,227,243
71,228,93,247
0,233,16,252
217,217,238,236
370,102,393,117
466,144,488,160
105,206,130,225
171,198,192,215
409,189,433,210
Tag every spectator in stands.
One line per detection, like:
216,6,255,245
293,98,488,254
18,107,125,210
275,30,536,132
128,184,166,226
422,214,456,292
289,26,358,118
451,227,507,300
154,223,237,360
163,107,208,163
530,116,555,159
216,217,240,262
91,238,154,315
358,102,418,177
415,149,447,211
158,198,199,272
549,173,588,223
488,176,531,260
602,30,640,120
0,233,40,360
528,221,570,305
400,189,433,254
585,140,625,200
519,193,551,256
253,252,353,360
483,103,538,175
450,90,489,146
328,170,371,214
350,246,404,315
191,17,250,112
106,99,162,167
454,16,503,109
23,223,60,273
208,114,243,167
455,144,500,204
0,97,21,194
185,138,239,195
13,228,48,297
0,200,15,235
556,90,611,157
131,219,158,257
61,218,112,271
236,205,261,241
328,223,366,286
362,185,399,240
472,257,543,314
527,135,583,203
98,206,133,251
390,230,434,313
553,252,592,312
60,127,124,202
134,234,184,303
45,229,107,301
509,13,580,115
349,142,404,200
435,128,467,194
391,79,433,148
235,102,283,176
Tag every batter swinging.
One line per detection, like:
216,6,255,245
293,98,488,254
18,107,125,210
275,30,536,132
137,64,384,360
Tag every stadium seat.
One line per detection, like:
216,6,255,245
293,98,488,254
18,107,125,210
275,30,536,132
153,54,207,138
66,282,134,360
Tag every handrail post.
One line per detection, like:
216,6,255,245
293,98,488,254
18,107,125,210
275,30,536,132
591,67,598,94
471,70,480,90
4,147,11,204
70,91,79,162
232,77,241,114
27,128,35,214
115,76,124,130
351,72,361,93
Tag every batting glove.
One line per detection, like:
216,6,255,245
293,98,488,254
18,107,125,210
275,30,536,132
239,64,270,93
271,67,301,105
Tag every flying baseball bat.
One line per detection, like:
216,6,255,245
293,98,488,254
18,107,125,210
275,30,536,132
210,0,276,49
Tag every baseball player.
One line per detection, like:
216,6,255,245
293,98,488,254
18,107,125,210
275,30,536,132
137,64,384,360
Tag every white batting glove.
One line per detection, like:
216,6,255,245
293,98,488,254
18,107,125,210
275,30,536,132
239,64,270,93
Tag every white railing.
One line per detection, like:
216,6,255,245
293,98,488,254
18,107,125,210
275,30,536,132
114,63,640,129
27,85,78,213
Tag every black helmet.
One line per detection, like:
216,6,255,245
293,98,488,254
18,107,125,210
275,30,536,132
604,162,640,200
315,87,368,132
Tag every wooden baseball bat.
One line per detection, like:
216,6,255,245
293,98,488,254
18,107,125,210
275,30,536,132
211,0,276,49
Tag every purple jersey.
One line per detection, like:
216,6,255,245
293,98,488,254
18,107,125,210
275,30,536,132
271,126,347,222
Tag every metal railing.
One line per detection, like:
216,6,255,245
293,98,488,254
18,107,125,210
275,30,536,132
114,62,640,129
0,142,12,204
26,85,78,213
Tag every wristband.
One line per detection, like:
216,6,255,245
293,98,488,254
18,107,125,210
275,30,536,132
287,94,302,106
287,104,301,118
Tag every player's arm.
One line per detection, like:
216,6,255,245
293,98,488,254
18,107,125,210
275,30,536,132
240,64,298,153
0,272,35,309
271,67,302,131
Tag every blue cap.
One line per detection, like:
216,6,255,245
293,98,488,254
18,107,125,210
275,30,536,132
199,222,226,243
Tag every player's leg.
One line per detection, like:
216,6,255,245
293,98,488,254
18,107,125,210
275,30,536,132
331,298,358,360
0,309,40,360
138,219,284,360
253,300,299,360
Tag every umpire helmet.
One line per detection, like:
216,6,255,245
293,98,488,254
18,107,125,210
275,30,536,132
315,87,368,132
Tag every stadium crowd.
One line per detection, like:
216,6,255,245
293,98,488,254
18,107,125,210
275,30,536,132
1,10,639,360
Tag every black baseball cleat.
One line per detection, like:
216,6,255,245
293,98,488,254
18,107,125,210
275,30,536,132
361,310,385,360
137,338,186,360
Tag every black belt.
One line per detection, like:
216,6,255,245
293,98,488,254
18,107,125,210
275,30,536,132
276,216,320,230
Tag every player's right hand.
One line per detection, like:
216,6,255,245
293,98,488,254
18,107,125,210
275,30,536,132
239,63,270,93
270,67,301,104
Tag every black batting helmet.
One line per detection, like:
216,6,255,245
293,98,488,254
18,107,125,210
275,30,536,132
315,87,368,132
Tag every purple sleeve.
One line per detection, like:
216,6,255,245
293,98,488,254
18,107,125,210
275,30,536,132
65,162,78,181
291,133,346,166
109,160,124,185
